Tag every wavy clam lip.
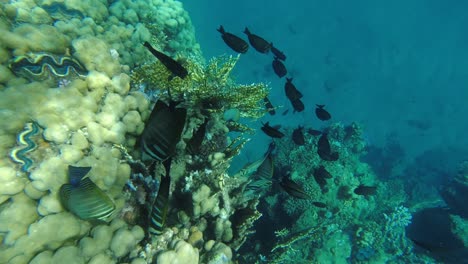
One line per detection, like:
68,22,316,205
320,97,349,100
8,53,88,80
9,122,40,173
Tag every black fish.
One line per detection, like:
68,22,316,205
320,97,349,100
354,184,377,196
307,128,322,136
317,133,339,161
243,27,271,53
272,57,287,78
279,176,310,199
264,97,276,115
315,105,331,121
270,43,286,61
291,99,305,113
186,118,208,155
314,165,332,179
148,158,172,236
143,42,188,79
282,109,289,116
312,201,327,208
217,26,249,53
292,126,305,146
141,100,187,161
284,78,302,101
313,171,328,191
261,122,284,138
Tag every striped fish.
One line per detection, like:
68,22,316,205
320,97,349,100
244,149,274,199
59,166,115,222
279,176,311,200
148,158,172,236
141,100,186,162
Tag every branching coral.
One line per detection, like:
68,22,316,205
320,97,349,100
132,54,269,118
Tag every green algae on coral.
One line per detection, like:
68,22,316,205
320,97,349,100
132,54,269,119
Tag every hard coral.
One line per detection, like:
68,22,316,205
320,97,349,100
131,54,269,119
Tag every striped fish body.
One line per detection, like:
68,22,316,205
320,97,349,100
141,100,187,161
148,174,170,235
59,177,115,222
280,177,311,200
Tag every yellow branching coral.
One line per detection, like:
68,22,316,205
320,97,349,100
132,54,269,119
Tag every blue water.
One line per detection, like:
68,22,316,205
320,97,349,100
186,0,468,167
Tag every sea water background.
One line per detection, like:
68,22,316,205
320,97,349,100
185,0,468,174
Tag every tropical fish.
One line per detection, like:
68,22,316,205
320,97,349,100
284,78,302,101
264,97,276,115
244,151,275,198
237,142,275,178
141,100,187,161
186,118,208,155
282,109,289,116
217,26,249,53
312,202,327,208
292,126,305,146
354,185,377,196
243,27,271,53
148,158,172,236
313,165,332,192
315,105,331,121
143,42,188,79
272,57,287,78
291,99,305,113
59,166,115,222
307,128,322,136
279,176,311,199
261,122,285,138
314,165,332,179
317,133,339,161
270,43,286,61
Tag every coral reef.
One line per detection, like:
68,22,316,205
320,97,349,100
0,1,267,263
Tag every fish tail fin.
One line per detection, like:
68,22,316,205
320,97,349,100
217,25,225,33
244,27,250,34
68,165,91,186
317,104,325,108
286,77,293,82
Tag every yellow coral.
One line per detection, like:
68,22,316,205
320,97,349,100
132,54,269,119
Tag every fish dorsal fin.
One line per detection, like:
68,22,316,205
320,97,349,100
68,165,91,186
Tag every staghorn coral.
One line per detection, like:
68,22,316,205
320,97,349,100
132,54,270,119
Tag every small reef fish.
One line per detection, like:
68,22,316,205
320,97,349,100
244,150,275,198
243,27,271,53
292,126,305,146
272,57,287,78
141,100,187,161
312,201,327,208
307,128,322,136
282,109,289,116
186,118,208,155
279,176,311,199
354,184,377,196
237,142,275,178
291,98,305,113
317,133,339,161
261,122,285,138
263,97,276,115
9,122,40,173
284,78,303,101
59,166,115,222
143,42,188,79
313,165,332,192
148,158,172,236
270,43,286,61
217,25,249,53
315,105,331,121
